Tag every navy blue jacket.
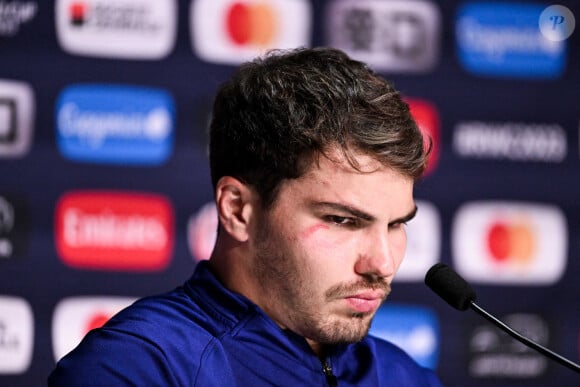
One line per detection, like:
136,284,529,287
49,262,443,386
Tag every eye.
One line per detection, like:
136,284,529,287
389,221,407,230
324,215,357,227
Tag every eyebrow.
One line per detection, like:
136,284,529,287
389,205,418,226
312,202,418,224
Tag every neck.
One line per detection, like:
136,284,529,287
210,238,330,360
208,238,262,306
306,338,326,359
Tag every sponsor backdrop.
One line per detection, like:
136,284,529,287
1,0,579,385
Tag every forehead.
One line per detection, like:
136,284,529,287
304,146,405,181
277,148,415,216
306,146,385,174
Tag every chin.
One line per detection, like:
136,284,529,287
318,317,373,345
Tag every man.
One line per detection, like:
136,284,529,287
49,47,442,386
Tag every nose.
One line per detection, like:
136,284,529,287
354,228,395,280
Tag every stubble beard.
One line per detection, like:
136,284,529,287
251,221,390,346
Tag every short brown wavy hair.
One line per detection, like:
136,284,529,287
209,47,428,207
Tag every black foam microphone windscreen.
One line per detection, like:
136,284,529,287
424,263,477,311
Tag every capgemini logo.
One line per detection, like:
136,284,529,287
539,5,575,42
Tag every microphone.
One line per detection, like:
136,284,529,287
425,263,580,374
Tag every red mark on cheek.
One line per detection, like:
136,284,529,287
299,224,329,239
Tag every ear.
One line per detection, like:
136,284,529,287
215,176,256,242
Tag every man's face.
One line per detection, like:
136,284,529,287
249,148,416,348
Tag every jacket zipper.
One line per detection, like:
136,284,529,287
322,359,338,387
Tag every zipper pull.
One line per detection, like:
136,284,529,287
322,359,338,387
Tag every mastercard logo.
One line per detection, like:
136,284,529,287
226,2,277,46
451,201,567,285
486,220,535,264
191,0,311,65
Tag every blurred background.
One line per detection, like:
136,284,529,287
1,0,579,385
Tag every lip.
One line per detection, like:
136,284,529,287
344,291,385,314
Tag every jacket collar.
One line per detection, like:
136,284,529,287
184,261,350,371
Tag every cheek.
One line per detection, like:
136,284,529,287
297,223,340,252
298,223,359,257
299,224,330,239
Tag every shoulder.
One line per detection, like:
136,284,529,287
49,287,234,386
359,335,443,386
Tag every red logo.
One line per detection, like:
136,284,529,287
486,220,535,264
55,191,173,271
187,202,218,262
69,2,87,26
405,98,439,176
226,2,277,46
85,311,111,331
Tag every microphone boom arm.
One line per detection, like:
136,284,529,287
469,301,580,373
